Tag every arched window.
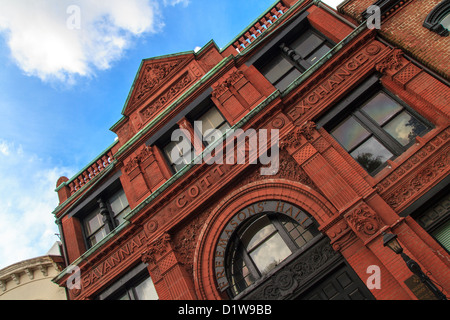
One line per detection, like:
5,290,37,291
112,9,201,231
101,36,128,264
225,212,321,298
423,0,450,36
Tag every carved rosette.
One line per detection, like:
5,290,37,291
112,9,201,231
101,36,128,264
345,204,384,239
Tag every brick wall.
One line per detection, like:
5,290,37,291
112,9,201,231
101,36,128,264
340,0,450,80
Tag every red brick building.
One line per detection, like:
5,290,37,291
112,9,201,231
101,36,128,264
52,0,449,300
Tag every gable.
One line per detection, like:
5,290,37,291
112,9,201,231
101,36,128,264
122,53,195,116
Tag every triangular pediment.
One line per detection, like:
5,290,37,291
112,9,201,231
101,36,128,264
123,53,194,116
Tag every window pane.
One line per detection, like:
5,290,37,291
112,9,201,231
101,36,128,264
118,292,130,300
163,132,193,172
89,227,107,247
274,68,302,91
350,137,393,174
115,206,130,226
383,111,428,146
241,216,276,251
249,233,292,276
441,13,450,30
109,189,129,218
85,209,104,235
331,117,370,151
230,258,255,295
362,92,402,125
134,277,158,300
195,107,230,145
259,54,294,84
291,31,323,58
196,107,226,135
306,43,332,65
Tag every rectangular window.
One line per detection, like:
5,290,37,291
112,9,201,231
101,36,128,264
328,90,431,175
256,28,333,91
84,207,107,247
193,106,230,146
108,188,131,226
163,130,194,173
117,275,159,300
97,264,159,300
83,187,130,248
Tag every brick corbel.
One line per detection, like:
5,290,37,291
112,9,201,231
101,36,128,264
142,233,197,300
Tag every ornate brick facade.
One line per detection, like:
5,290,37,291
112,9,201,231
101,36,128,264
53,0,449,301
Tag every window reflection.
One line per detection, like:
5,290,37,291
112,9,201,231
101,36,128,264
383,111,428,146
330,90,431,175
362,92,402,125
441,13,450,30
350,137,393,173
250,232,292,276
227,211,320,298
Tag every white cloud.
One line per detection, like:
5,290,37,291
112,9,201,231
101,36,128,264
322,0,343,9
0,139,75,269
0,0,187,83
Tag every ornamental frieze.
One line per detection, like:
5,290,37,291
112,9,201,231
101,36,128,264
134,60,183,104
242,238,339,300
384,151,449,211
376,127,450,211
139,72,194,122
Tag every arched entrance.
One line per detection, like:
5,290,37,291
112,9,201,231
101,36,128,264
193,179,374,300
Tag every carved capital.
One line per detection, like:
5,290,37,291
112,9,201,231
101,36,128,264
375,48,403,73
141,233,172,266
279,127,303,151
123,157,140,175
298,121,317,142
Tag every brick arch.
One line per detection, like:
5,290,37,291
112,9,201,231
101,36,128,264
193,178,337,300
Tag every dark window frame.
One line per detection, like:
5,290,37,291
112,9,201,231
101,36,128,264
188,102,230,147
157,123,195,174
254,27,334,91
97,263,159,300
155,96,230,174
247,10,335,92
423,0,450,37
317,75,433,176
79,182,131,249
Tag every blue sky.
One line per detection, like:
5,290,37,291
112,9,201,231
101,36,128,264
0,0,342,269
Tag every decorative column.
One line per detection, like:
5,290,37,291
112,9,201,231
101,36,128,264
177,117,204,156
142,233,197,300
